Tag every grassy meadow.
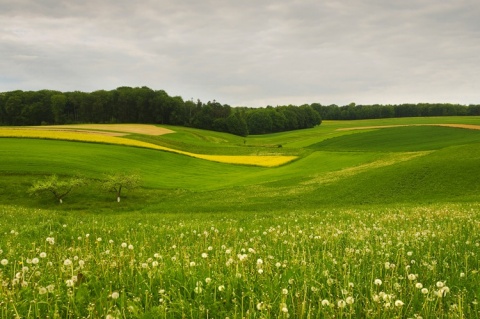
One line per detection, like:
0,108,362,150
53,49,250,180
0,117,480,318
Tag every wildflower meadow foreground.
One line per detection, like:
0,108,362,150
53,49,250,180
0,204,478,318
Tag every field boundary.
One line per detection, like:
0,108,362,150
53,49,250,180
33,124,175,136
337,123,480,131
0,128,296,167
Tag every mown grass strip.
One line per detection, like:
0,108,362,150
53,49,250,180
0,128,297,167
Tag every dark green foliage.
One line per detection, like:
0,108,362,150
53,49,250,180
2,86,480,137
246,109,273,134
226,113,248,136
51,94,67,124
0,87,322,136
312,102,478,120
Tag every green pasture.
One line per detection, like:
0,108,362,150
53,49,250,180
1,116,480,212
309,125,480,152
1,116,480,318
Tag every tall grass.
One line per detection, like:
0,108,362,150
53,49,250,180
0,204,478,318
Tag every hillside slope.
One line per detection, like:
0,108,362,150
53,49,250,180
1,117,480,212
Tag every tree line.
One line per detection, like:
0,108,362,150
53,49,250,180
1,86,479,136
0,87,321,136
312,102,480,120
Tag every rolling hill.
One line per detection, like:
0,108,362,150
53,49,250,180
1,117,480,212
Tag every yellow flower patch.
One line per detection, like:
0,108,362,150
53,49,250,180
0,128,297,167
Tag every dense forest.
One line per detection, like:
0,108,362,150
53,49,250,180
1,87,479,136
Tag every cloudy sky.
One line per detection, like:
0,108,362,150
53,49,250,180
1,0,479,107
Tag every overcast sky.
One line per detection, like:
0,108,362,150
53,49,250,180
1,0,479,107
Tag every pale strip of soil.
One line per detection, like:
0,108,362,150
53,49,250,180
435,124,480,130
337,123,480,131
33,124,174,136
337,125,413,131
18,127,127,136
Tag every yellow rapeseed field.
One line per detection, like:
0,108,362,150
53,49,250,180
0,128,297,167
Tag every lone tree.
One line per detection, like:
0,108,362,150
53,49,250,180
102,172,140,202
29,174,86,204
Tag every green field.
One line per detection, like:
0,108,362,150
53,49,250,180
0,117,479,318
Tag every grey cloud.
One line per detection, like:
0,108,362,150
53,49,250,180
1,0,479,106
